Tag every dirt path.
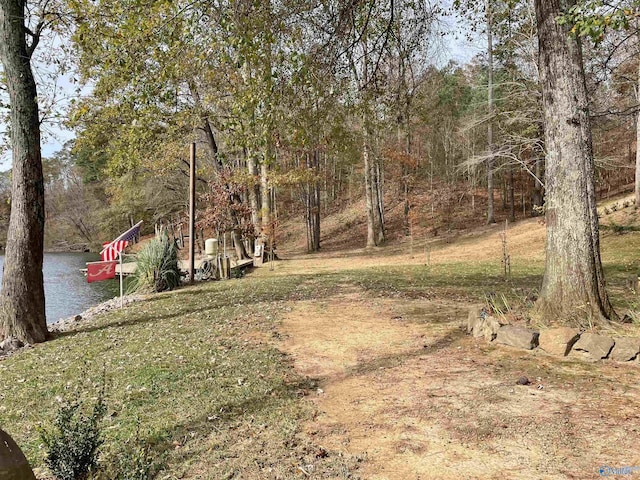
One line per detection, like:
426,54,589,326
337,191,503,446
280,288,640,479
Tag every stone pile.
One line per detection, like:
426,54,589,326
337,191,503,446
466,307,640,362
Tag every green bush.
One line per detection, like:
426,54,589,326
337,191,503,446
129,234,180,293
40,394,107,480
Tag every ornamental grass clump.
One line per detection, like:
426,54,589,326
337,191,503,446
130,234,180,293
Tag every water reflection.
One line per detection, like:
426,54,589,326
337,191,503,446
0,253,128,324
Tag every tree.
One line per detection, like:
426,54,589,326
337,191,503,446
0,0,48,342
533,0,616,325
560,1,640,206
486,1,496,224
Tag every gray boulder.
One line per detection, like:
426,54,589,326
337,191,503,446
572,333,614,360
0,337,23,353
538,327,580,356
610,337,640,362
495,325,540,350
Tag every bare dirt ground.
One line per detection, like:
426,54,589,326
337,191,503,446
270,229,640,479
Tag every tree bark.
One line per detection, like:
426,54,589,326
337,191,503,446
363,135,375,247
188,81,223,170
533,0,616,325
260,160,271,239
532,157,544,215
245,149,261,236
304,150,321,252
0,0,48,343
363,121,383,247
508,163,515,222
635,44,640,207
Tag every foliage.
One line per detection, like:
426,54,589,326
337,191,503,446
129,234,180,293
39,389,107,480
198,167,255,237
558,1,636,44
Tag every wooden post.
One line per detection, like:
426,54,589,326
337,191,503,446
189,143,196,284
119,251,124,308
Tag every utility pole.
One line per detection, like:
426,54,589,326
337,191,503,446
189,143,196,284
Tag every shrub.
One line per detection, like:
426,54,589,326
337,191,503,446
129,234,180,293
40,393,107,480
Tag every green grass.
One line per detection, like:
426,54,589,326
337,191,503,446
3,234,640,478
1,275,357,479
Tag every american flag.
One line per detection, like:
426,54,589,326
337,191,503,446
101,221,143,261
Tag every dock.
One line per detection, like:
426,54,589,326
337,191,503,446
80,257,255,277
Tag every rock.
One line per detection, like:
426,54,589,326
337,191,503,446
516,376,530,385
74,314,82,322
610,337,640,362
478,315,502,342
0,428,36,479
466,307,501,341
538,327,581,356
0,337,23,353
466,306,483,334
495,326,539,350
571,333,614,360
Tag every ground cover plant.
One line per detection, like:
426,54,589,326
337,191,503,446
2,207,640,478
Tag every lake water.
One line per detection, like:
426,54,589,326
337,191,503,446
0,253,122,324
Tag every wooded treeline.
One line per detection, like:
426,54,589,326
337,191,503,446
15,0,633,255
2,0,640,341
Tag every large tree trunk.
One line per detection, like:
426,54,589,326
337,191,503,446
0,0,48,343
533,0,616,325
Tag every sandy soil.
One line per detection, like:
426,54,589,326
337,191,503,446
278,283,640,480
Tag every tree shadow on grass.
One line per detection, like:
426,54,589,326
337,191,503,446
343,328,467,378
53,275,343,342
133,376,319,478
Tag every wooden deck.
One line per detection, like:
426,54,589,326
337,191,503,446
81,257,255,277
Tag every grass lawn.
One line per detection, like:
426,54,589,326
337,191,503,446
3,214,640,478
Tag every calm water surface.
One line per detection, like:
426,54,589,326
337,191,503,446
0,253,122,324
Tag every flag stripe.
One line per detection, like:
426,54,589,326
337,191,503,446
100,221,143,261
101,241,128,261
